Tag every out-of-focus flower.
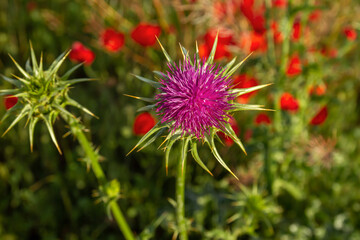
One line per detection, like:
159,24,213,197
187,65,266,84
200,29,235,60
69,42,95,65
3,95,18,110
233,74,259,104
320,47,338,58
310,106,328,125
343,26,357,41
280,93,299,112
218,118,240,146
239,31,267,53
244,129,253,142
286,54,302,77
292,20,301,41
309,10,321,22
309,84,326,96
255,113,271,125
100,28,125,52
272,0,287,8
271,21,283,44
131,23,161,47
133,112,156,136
27,1,37,12
240,0,266,34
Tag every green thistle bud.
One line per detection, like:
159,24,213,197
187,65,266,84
0,43,96,153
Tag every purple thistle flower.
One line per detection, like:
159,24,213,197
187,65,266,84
155,59,235,139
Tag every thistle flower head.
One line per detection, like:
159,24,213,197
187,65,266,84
128,36,271,179
156,59,234,138
0,43,95,153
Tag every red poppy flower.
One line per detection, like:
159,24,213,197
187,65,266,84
240,0,266,34
244,129,253,142
202,29,234,60
4,95,18,110
100,28,125,52
239,31,267,53
133,112,156,136
255,113,271,125
271,21,283,44
286,54,302,77
310,106,328,125
272,0,287,8
131,23,161,47
320,47,338,58
308,84,326,96
217,118,240,146
309,10,321,22
233,74,259,104
69,42,95,65
292,20,301,41
343,27,357,41
280,93,299,112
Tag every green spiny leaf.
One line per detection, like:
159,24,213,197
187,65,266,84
230,103,273,112
137,127,167,152
9,54,30,79
230,83,272,97
123,94,155,103
132,74,161,88
223,124,247,155
205,32,218,65
41,114,62,154
25,59,32,74
164,134,180,175
2,105,30,137
221,57,237,77
156,37,172,63
66,97,98,118
61,63,83,80
181,137,191,174
137,104,156,112
225,53,252,79
191,141,213,176
29,117,39,152
47,51,71,81
62,78,96,86
0,89,20,96
179,43,192,65
0,103,23,123
29,41,39,75
1,74,22,88
153,71,166,78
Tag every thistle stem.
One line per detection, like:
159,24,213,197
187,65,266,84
63,114,135,240
176,139,188,240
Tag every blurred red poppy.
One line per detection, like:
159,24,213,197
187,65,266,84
4,95,18,110
286,54,302,77
100,28,125,52
272,0,287,7
233,74,259,104
309,10,321,22
271,21,283,44
131,23,161,47
240,0,266,34
343,27,357,41
280,93,299,112
69,42,95,65
255,113,271,125
217,118,240,146
200,29,234,60
310,106,328,125
309,84,326,96
292,20,301,41
133,112,156,136
239,31,267,53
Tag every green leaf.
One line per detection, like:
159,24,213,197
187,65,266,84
9,54,30,79
180,137,191,174
164,135,179,175
0,89,20,96
2,105,30,137
156,37,172,63
41,114,62,154
0,103,23,123
230,83,272,97
29,117,39,152
137,127,167,152
66,97,98,118
222,124,247,155
230,103,273,112
221,57,237,77
205,32,219,65
153,70,166,78
225,53,252,79
123,94,155,103
127,123,166,156
205,130,238,180
195,41,200,65
61,63,83,80
62,78,96,86
179,43,192,65
137,104,156,112
191,141,213,176
25,59,32,74
29,41,39,75
132,74,161,88
1,74,22,88
47,51,70,81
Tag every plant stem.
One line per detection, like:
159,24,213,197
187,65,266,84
63,114,135,240
176,139,189,240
